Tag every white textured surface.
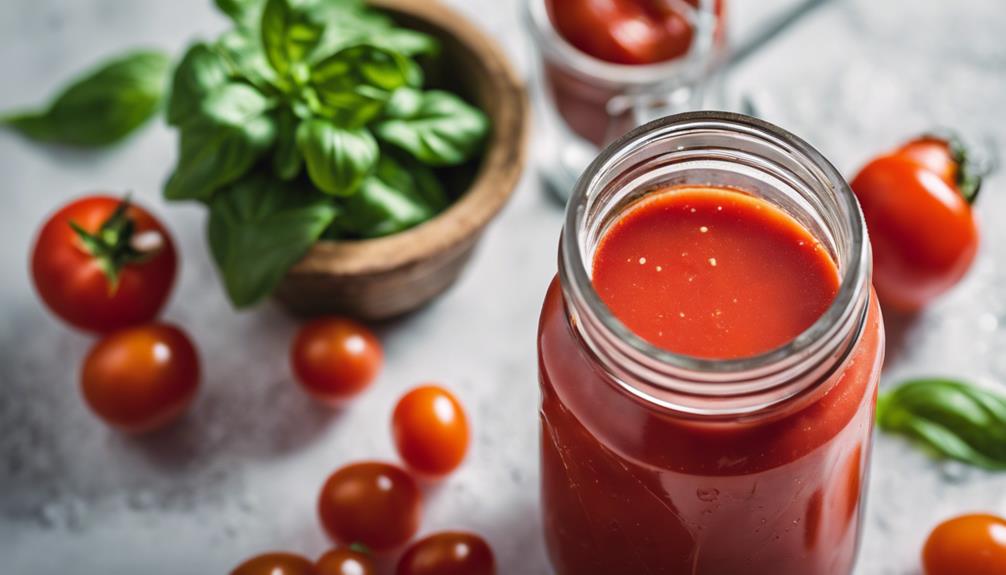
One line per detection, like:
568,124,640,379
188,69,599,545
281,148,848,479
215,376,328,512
0,1,1004,574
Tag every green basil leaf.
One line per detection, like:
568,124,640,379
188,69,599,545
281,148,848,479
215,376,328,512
167,43,232,126
2,50,170,147
165,83,276,201
296,118,377,196
260,0,325,78
214,0,264,28
877,378,1006,470
369,28,439,58
309,3,392,60
273,108,302,180
373,90,488,167
310,44,415,127
335,153,447,238
216,28,281,93
208,173,337,307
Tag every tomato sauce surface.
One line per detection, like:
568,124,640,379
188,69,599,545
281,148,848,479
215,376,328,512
592,186,840,358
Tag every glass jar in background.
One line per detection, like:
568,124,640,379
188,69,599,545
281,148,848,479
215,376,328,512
524,0,727,200
538,112,885,574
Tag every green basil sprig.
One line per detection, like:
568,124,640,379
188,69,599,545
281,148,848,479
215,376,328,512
877,378,1006,470
2,50,170,147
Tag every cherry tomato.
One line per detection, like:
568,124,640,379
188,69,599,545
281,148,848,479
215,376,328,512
397,532,496,575
231,552,315,575
318,462,421,552
923,514,1006,575
291,318,382,405
316,548,376,575
547,0,693,65
851,135,981,312
31,195,177,333
392,385,470,477
81,323,200,433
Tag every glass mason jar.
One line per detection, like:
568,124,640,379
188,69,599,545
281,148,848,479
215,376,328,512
524,0,727,200
538,112,885,574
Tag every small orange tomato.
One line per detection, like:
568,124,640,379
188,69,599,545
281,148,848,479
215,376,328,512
397,532,496,575
923,513,1006,575
231,553,315,575
81,323,200,432
316,547,376,575
318,461,421,552
392,385,470,477
291,318,382,405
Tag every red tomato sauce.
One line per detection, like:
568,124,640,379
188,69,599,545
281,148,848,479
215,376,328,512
593,186,840,358
538,185,884,574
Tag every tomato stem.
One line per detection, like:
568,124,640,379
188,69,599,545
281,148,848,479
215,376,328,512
69,195,161,292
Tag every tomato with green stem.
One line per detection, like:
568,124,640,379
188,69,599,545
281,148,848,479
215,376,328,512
291,318,383,405
923,514,1006,575
851,134,983,312
392,385,470,477
316,547,377,575
81,323,200,433
31,195,177,333
397,532,496,575
231,553,315,575
318,461,421,552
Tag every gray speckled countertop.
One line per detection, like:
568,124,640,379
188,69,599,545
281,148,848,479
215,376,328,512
1,1,1004,574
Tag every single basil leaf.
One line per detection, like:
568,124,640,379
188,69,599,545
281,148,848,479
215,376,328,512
877,378,1006,470
2,50,170,147
308,3,392,61
216,28,281,93
214,0,264,28
296,117,377,196
310,45,414,127
208,173,337,307
373,90,489,167
260,0,325,78
167,43,232,126
273,108,302,180
369,28,440,58
165,83,276,201
335,154,447,238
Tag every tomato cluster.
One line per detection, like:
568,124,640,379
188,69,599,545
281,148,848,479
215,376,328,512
32,195,200,432
231,318,486,574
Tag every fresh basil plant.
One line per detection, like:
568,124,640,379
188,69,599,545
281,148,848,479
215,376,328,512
169,0,489,307
877,378,1006,470
2,0,489,308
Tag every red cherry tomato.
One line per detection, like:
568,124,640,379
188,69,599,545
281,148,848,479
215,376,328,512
547,0,693,65
318,462,421,552
397,532,496,575
392,385,470,477
851,135,980,312
291,318,382,405
316,548,377,575
231,553,315,575
923,514,1006,575
81,323,200,433
31,195,177,333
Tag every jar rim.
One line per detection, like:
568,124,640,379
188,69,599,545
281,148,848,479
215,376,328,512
559,112,870,405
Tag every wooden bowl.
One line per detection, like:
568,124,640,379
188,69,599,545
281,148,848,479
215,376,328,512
273,0,529,320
